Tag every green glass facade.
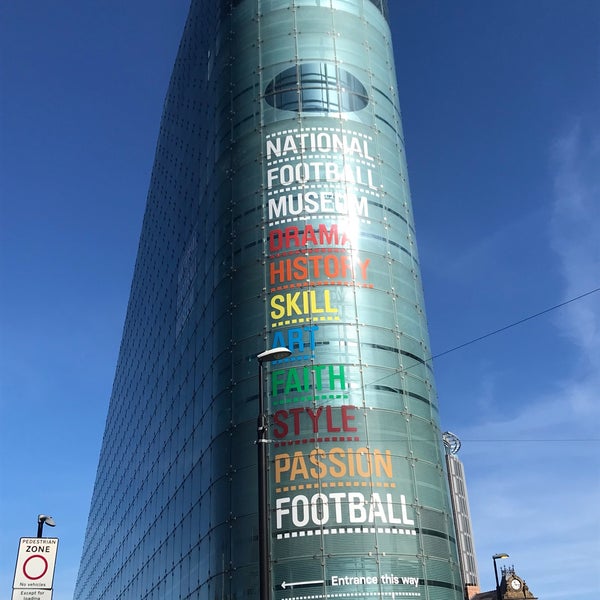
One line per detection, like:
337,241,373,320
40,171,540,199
74,1,463,599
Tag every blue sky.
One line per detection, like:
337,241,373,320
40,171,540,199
1,2,599,599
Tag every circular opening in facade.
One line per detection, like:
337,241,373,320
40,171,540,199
265,63,369,113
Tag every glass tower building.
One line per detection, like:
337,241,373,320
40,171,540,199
74,1,463,599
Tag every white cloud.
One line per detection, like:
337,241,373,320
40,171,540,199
550,119,600,364
460,395,600,598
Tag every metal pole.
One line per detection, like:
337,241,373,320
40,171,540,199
493,558,501,600
257,360,269,600
256,347,290,600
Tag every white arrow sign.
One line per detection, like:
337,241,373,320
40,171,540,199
281,580,325,589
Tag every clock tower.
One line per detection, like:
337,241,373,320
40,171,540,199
469,566,537,600
501,568,537,599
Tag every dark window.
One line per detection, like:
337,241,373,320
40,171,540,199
265,63,369,113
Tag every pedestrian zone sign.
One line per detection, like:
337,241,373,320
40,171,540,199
13,538,59,590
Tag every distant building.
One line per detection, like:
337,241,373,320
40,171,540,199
471,566,538,600
443,432,480,598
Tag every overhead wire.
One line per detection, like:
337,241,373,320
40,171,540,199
356,287,600,444
427,286,600,362
364,286,600,383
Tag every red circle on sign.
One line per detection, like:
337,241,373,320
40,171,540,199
23,555,48,580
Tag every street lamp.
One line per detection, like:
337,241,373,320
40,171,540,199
492,553,509,600
37,514,56,538
257,347,291,600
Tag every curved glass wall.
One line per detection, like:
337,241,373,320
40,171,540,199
74,1,462,599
